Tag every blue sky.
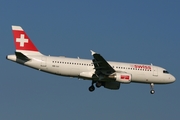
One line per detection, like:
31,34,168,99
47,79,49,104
1,1,180,120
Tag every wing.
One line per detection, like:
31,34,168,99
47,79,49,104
91,50,115,79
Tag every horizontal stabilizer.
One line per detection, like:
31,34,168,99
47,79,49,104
15,52,31,61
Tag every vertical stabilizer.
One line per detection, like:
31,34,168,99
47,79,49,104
12,25,42,55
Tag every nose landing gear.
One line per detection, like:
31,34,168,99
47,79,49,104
150,83,155,94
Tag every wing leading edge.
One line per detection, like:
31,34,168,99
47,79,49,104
90,50,115,77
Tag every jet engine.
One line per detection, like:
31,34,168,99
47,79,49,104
109,73,131,83
103,81,120,90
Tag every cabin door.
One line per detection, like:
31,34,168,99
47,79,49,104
153,66,158,76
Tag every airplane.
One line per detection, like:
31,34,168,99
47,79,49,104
6,25,176,94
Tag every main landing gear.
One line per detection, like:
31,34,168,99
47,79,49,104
88,81,102,92
150,83,155,94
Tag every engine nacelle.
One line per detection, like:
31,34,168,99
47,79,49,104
104,81,120,90
109,73,131,83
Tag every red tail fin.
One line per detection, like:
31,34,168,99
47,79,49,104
12,26,38,52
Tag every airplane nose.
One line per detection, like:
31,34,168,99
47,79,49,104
170,75,176,83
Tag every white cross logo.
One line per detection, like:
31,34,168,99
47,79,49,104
16,34,28,47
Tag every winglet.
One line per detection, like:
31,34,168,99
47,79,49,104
90,50,96,55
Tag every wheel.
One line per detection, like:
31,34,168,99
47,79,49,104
150,90,155,94
150,83,155,94
89,85,95,92
95,82,102,88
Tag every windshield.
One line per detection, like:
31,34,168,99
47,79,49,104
163,70,169,74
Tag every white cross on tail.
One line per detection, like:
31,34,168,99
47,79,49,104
16,34,28,47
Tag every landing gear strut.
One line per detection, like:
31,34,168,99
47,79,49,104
150,83,155,94
88,81,103,92
88,81,95,92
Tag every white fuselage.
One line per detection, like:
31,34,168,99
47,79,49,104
8,25,176,93
7,54,175,84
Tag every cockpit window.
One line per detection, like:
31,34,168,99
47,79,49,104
163,70,169,74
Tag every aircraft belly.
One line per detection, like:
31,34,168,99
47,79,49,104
70,68,80,76
132,74,147,83
24,58,42,70
57,65,84,76
132,73,164,83
56,65,69,75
